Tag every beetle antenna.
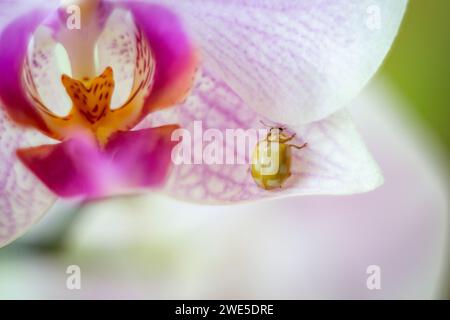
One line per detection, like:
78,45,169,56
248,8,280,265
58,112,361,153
259,120,272,128
260,120,287,131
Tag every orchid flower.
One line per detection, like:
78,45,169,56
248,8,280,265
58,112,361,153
1,81,446,299
0,0,407,247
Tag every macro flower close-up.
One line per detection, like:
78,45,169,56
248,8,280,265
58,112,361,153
0,0,448,302
0,0,407,246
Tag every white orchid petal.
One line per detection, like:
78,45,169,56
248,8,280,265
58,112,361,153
0,0,59,248
96,8,136,108
156,0,407,125
142,68,382,203
27,27,73,116
0,108,56,248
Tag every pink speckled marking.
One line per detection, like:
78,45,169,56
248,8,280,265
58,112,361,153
0,6,57,134
123,1,198,113
96,8,137,108
27,27,72,117
0,107,55,247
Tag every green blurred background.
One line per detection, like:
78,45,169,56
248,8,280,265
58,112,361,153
380,0,450,155
381,0,450,299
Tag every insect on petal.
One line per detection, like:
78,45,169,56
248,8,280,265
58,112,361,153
141,69,383,204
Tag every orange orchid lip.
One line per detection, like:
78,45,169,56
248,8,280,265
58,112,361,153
60,67,117,146
21,22,158,146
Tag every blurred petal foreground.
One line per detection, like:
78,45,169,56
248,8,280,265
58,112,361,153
0,79,447,299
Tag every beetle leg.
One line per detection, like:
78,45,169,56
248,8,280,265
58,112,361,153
288,142,308,150
282,133,297,143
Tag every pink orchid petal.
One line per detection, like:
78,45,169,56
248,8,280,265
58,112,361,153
105,125,178,186
156,0,407,125
0,107,55,248
0,2,59,134
0,1,58,248
122,1,198,113
142,69,382,203
17,126,179,199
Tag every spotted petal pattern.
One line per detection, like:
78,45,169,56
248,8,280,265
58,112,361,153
142,68,383,204
121,1,198,111
26,26,72,117
0,108,55,247
0,0,59,247
0,3,61,135
96,8,137,108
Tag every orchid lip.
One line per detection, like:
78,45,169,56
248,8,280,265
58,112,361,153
22,19,157,146
0,1,198,201
7,1,198,145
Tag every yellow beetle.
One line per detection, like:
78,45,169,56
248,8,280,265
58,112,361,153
251,122,307,190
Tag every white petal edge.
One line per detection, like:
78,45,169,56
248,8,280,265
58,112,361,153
141,68,383,204
0,108,56,248
153,0,407,125
0,0,60,248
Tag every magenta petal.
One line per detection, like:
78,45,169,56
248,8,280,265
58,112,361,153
17,126,178,199
105,126,179,189
0,7,55,133
17,136,104,198
122,1,198,111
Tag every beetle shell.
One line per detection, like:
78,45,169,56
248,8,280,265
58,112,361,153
251,139,292,190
